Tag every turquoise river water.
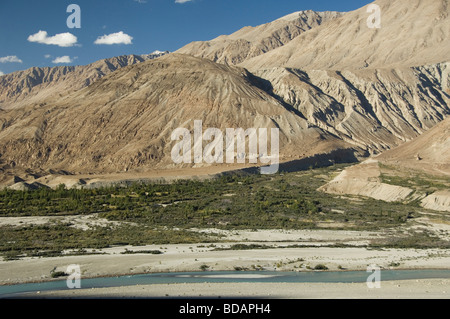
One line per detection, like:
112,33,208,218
1,269,450,297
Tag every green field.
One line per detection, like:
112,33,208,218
0,164,447,260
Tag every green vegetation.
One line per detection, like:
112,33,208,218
121,249,163,255
0,223,215,260
313,264,329,270
199,264,210,271
214,244,271,251
233,266,248,271
388,262,400,267
379,163,450,194
0,165,424,230
51,271,68,278
0,164,442,260
369,230,450,249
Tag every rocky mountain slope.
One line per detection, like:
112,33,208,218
253,63,449,155
320,118,450,211
176,10,344,65
179,0,450,155
377,117,450,175
0,51,169,110
240,0,450,71
0,54,353,182
0,0,448,190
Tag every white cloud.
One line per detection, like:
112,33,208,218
175,0,193,3
44,54,51,59
0,71,4,76
52,56,73,64
0,55,23,63
134,0,147,3
94,31,133,45
28,30,78,47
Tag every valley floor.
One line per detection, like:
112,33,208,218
1,165,449,299
28,280,450,299
1,228,449,299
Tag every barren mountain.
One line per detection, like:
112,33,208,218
0,53,354,184
180,0,450,154
176,10,344,65
0,51,169,110
241,0,450,71
0,0,449,190
377,117,450,175
320,118,450,211
253,63,449,155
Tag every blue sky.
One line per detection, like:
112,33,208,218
0,0,371,75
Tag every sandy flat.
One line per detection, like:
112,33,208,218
1,244,449,285
28,279,450,299
1,226,449,299
0,215,126,230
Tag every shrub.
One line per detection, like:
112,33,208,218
51,271,68,278
234,266,247,271
121,249,163,255
200,264,210,271
388,262,400,267
314,264,328,270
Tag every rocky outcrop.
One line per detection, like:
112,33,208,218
377,117,450,176
241,0,450,71
177,11,344,65
320,118,450,212
254,63,450,155
179,0,450,156
0,51,169,110
0,54,354,176
421,191,450,212
318,160,415,202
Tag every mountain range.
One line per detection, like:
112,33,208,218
0,51,169,110
0,0,448,194
177,10,344,65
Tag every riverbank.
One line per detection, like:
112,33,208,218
1,242,450,285
24,279,450,299
1,226,449,298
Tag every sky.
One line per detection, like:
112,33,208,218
0,0,371,75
